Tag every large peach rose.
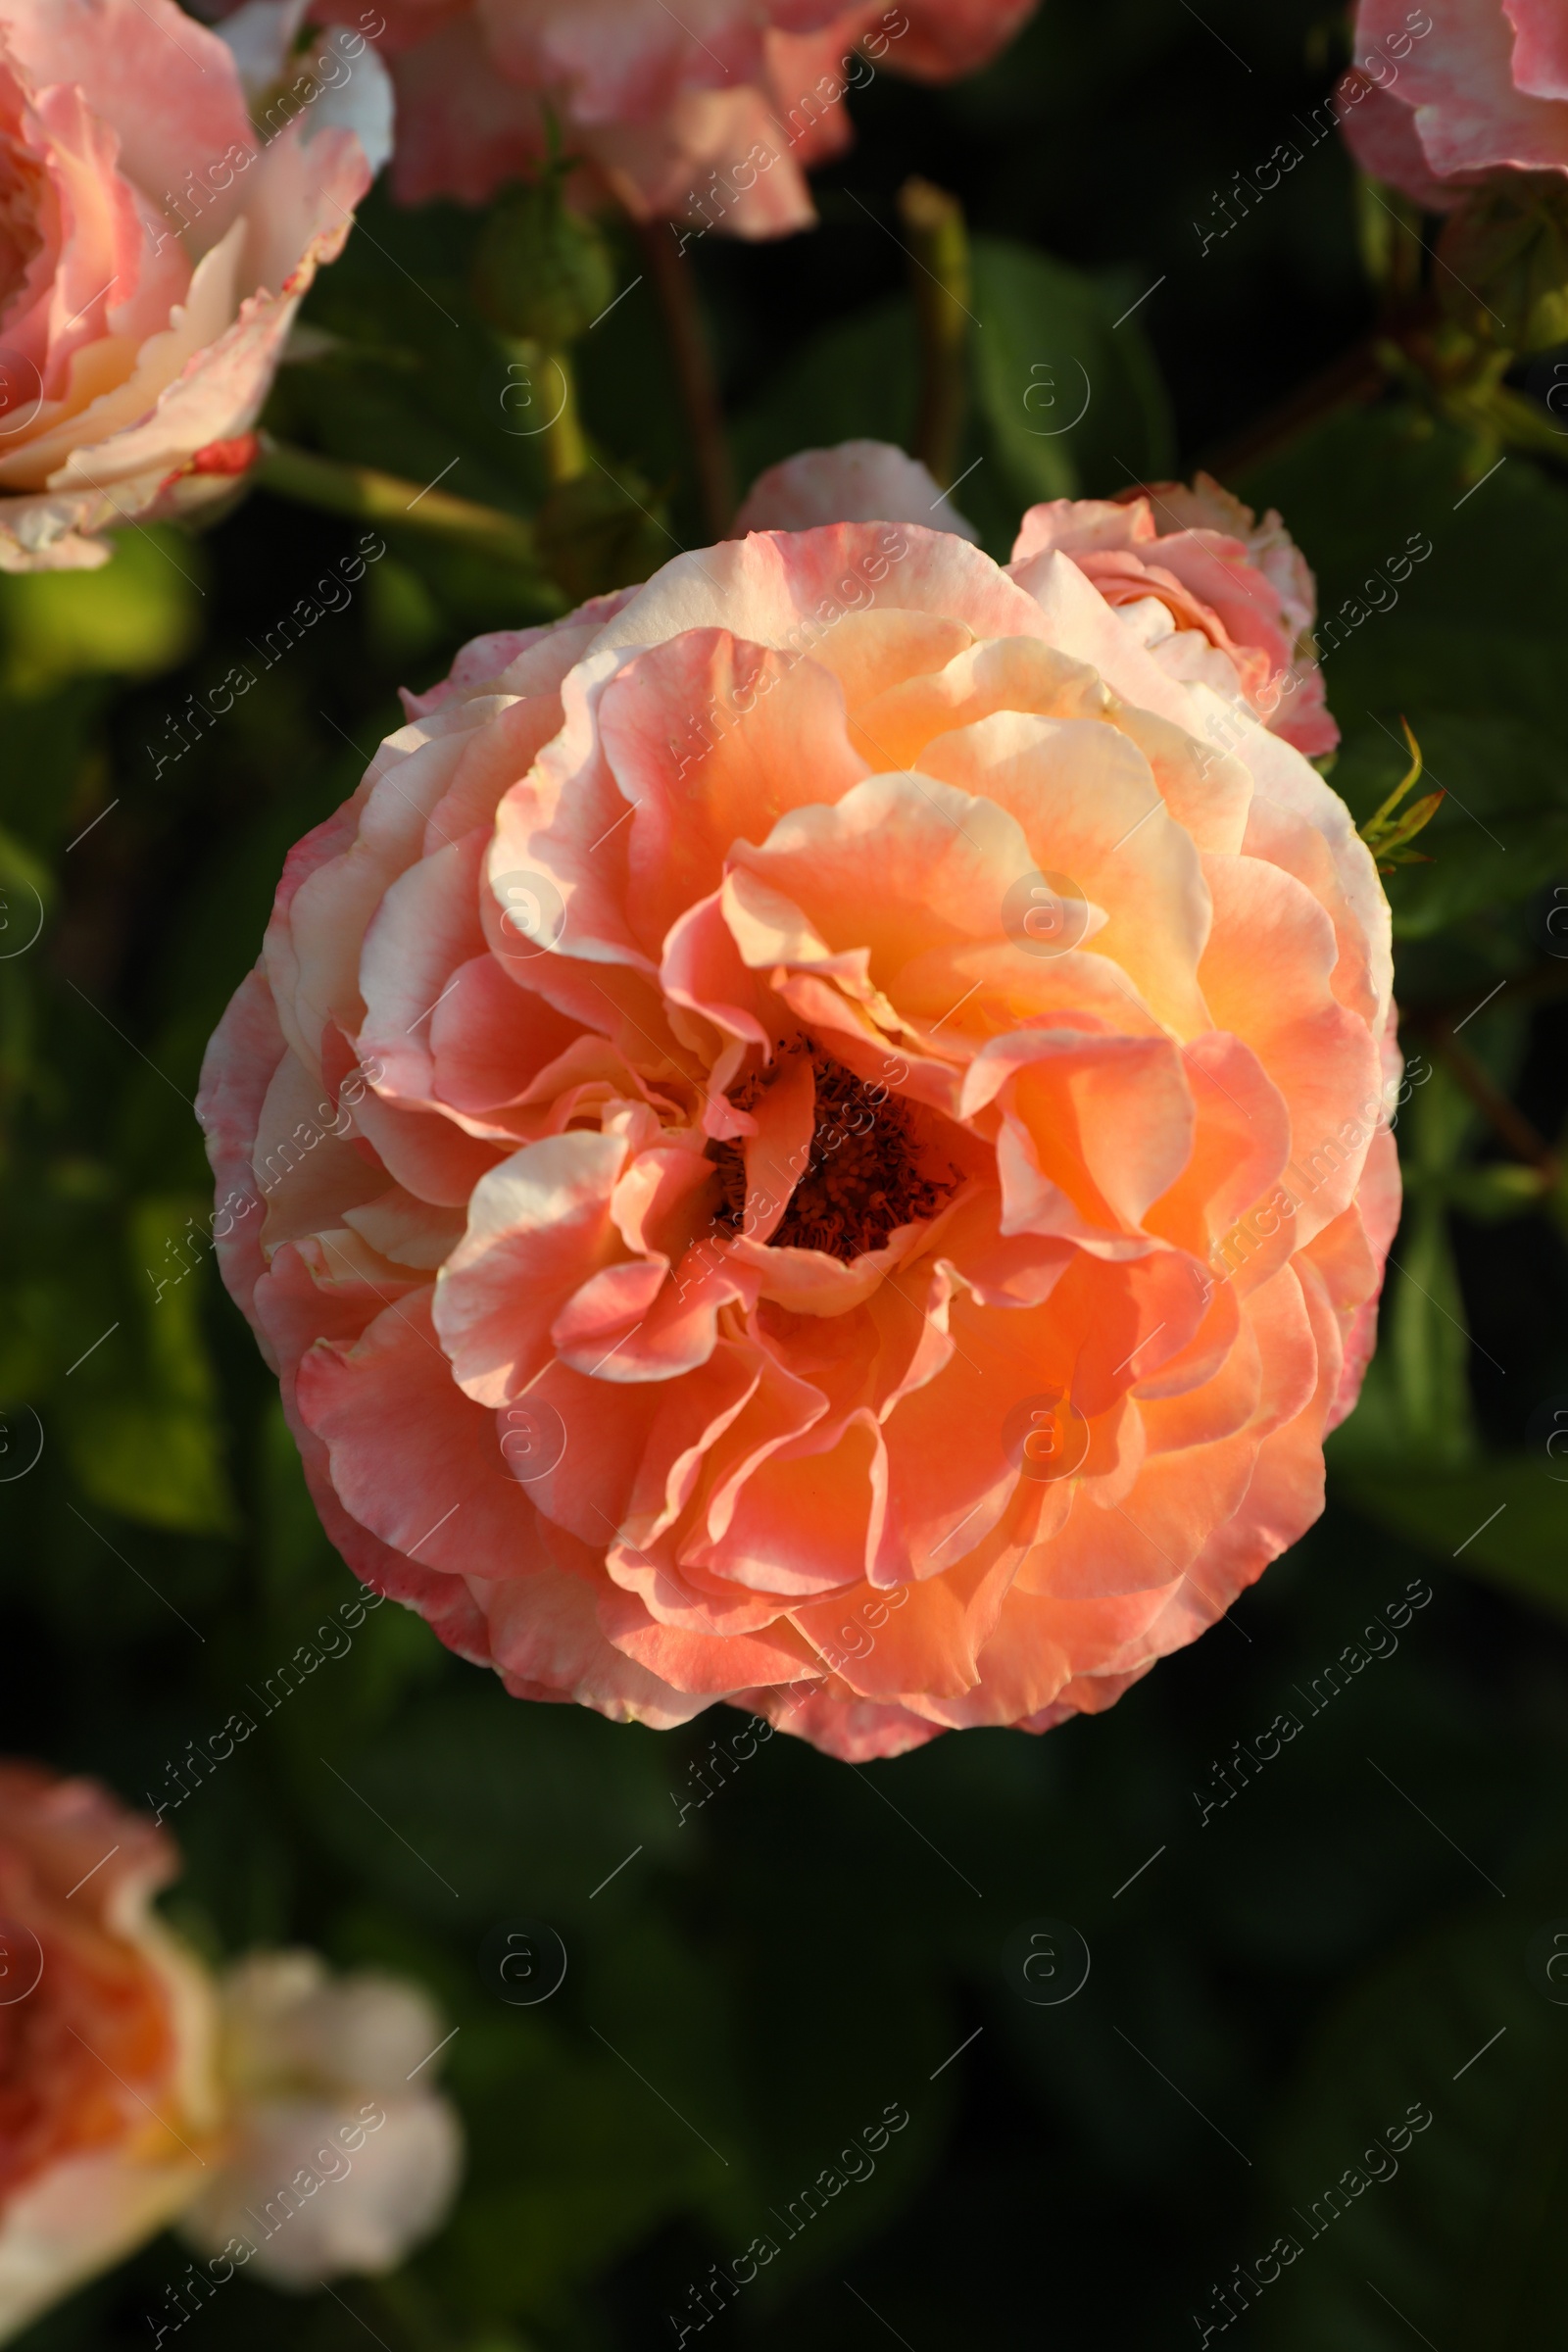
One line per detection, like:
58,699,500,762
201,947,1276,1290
198,502,1398,1765
0,0,390,571
298,0,1036,223
1341,2,1568,202
0,1767,220,2341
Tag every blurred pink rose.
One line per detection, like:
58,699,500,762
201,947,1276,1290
0,0,390,571
180,1952,462,2290
199,491,1397,1765
1010,475,1340,760
735,439,981,541
739,446,1336,757
0,1763,461,2336
0,1767,220,2340
1340,1,1568,201
301,0,1037,224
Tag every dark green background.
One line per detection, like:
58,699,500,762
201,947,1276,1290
3,1,1567,2344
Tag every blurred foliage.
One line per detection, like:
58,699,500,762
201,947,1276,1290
3,0,1568,2346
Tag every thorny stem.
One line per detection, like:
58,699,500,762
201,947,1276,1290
1418,1018,1561,1185
253,437,553,582
636,216,735,538
900,175,970,490
507,338,590,484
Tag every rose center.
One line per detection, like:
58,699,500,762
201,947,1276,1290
710,1044,959,1263
0,143,44,331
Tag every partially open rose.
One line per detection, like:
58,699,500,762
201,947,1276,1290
740,448,1338,758
0,1767,220,2342
0,0,389,571
199,501,1398,1765
1341,1,1568,203
301,0,1036,225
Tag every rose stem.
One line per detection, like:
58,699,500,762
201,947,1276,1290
511,338,590,483
899,175,970,490
634,214,735,538
1419,1018,1560,1183
251,437,557,587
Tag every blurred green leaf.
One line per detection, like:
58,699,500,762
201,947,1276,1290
1250,1899,1568,2351
62,1197,236,1536
308,1683,683,1929
0,529,202,698
1244,410,1568,942
730,295,919,501
1332,1072,1479,1472
1341,1461,1568,1623
729,234,1173,559
968,236,1174,514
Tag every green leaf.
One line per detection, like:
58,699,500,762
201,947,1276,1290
967,236,1174,515
730,295,919,503
1339,1460,1568,1623
62,1197,236,1537
1242,409,1568,937
0,527,202,699
306,1681,684,1928
1331,712,1568,938
1331,1070,1478,1471
1249,1897,1568,2351
729,235,1173,559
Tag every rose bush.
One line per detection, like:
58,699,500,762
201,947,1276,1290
301,0,1036,224
0,1767,220,2340
1340,0,1568,203
198,481,1398,1766
0,0,389,572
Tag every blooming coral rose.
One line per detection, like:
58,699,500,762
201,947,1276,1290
298,0,1035,223
0,1767,220,2340
198,504,1398,1765
1340,1,1568,200
0,0,390,571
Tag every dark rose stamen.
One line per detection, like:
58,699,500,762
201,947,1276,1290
710,1043,959,1263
